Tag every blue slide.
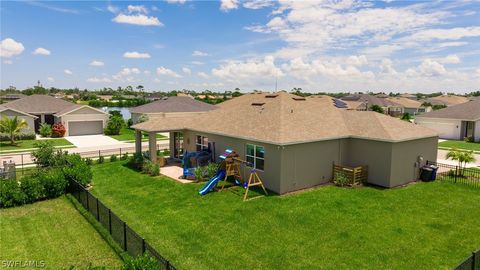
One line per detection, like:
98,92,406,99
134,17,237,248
199,170,226,196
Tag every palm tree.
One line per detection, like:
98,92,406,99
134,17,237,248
446,148,476,176
0,116,29,145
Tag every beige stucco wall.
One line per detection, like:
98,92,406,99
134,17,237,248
182,130,283,193
0,110,35,134
389,137,438,187
475,120,480,142
176,130,438,194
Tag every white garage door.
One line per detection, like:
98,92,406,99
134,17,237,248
68,121,103,136
415,119,459,140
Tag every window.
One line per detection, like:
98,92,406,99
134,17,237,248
246,144,265,171
196,135,208,151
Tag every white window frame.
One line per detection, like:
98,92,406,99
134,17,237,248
196,135,208,151
245,144,265,171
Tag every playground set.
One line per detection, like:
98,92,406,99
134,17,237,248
195,149,268,201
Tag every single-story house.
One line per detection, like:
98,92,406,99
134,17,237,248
415,99,480,141
129,96,217,124
0,105,37,134
1,94,108,136
133,92,438,194
386,97,431,116
423,95,469,107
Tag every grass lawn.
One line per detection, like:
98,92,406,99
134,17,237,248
0,138,73,153
90,161,480,270
438,140,480,152
108,127,168,142
0,196,122,269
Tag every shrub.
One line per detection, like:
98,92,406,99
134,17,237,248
32,141,55,167
109,154,117,162
194,166,205,181
142,160,154,175
38,168,67,198
464,136,474,143
121,253,161,270
21,175,45,203
128,153,144,170
104,115,124,135
0,180,26,208
39,123,52,137
150,163,160,176
121,153,129,160
97,156,105,164
333,171,350,187
84,158,93,166
52,123,66,137
205,163,218,179
127,118,133,128
63,154,92,186
370,104,384,114
0,133,36,142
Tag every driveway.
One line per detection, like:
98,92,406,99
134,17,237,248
65,135,124,148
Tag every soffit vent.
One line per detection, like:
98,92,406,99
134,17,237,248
265,94,279,98
292,97,306,101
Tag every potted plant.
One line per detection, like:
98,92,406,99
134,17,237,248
157,150,166,167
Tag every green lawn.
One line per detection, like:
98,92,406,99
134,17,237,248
0,196,122,269
0,138,73,153
108,127,168,142
439,140,480,152
90,161,480,270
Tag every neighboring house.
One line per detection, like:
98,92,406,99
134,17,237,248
340,94,402,115
97,95,113,101
399,93,418,100
2,95,108,136
0,93,26,102
386,97,431,116
133,92,438,194
415,99,480,141
424,95,469,107
0,105,37,134
129,96,217,124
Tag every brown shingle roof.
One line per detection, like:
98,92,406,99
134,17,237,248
129,96,217,114
386,97,424,108
3,94,81,114
415,99,480,121
425,95,469,106
133,92,437,144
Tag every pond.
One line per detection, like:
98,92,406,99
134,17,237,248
101,107,131,120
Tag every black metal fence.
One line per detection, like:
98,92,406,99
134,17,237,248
68,180,177,270
426,161,480,188
454,249,480,270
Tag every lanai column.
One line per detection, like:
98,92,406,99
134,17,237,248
149,132,157,162
135,130,142,154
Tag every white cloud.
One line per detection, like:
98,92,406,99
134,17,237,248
113,14,163,26
3,60,13,64
346,55,368,66
182,67,191,75
127,5,148,14
107,4,119,13
64,69,73,75
123,51,151,59
156,67,182,78
33,47,51,56
417,59,447,77
243,0,273,9
220,0,238,11
198,72,209,79
47,77,55,82
191,61,204,65
0,38,24,58
89,60,104,66
119,67,141,76
439,54,460,64
212,55,283,81
192,50,209,57
166,0,187,4
403,27,480,42
87,77,112,83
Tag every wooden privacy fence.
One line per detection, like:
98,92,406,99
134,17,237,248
333,164,368,186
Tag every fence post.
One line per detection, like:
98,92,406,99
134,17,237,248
108,209,112,234
455,166,458,183
96,198,100,221
85,190,89,210
123,222,127,251
21,154,24,175
98,150,101,159
472,251,476,270
142,238,146,254
120,148,122,156
166,260,170,270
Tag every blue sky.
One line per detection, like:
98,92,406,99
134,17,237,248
1,0,479,93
